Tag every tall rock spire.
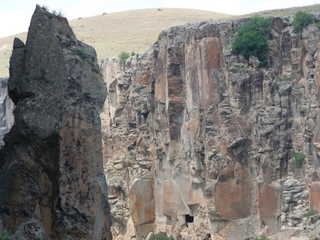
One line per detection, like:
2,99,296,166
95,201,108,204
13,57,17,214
0,5,111,239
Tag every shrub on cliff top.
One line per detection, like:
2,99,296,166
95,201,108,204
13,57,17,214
292,11,314,32
232,15,272,67
149,232,174,240
41,5,64,19
118,51,130,67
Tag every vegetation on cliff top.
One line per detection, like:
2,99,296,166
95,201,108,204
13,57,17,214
292,10,314,32
41,5,64,19
232,15,272,66
232,10,315,66
118,51,131,67
2,6,320,77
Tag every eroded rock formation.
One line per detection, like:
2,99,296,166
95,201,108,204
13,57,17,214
101,17,320,239
0,5,111,239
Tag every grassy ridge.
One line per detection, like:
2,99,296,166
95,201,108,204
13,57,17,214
71,8,232,58
0,8,232,77
1,5,320,77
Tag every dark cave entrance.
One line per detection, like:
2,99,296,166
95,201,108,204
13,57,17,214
185,214,194,223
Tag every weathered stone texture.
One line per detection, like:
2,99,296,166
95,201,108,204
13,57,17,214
100,16,320,240
0,5,111,239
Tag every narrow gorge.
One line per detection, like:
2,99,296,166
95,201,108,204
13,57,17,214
2,5,320,240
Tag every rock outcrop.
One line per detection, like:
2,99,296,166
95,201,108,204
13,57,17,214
100,16,320,239
0,78,14,146
0,5,111,239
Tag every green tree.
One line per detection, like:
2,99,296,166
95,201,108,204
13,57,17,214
232,15,272,66
118,51,130,67
292,11,314,32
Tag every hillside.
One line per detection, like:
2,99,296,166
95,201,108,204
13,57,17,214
0,8,232,78
2,5,320,77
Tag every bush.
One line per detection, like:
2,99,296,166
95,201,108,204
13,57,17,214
118,51,130,66
91,63,100,73
71,48,87,61
133,86,143,93
149,232,174,240
305,209,318,217
42,5,64,19
292,11,314,32
294,152,305,168
254,237,269,240
0,230,11,240
232,15,272,66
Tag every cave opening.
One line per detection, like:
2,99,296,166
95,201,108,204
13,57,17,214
185,214,194,223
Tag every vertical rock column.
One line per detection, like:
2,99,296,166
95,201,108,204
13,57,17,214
0,5,111,239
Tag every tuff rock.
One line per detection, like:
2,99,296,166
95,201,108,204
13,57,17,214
100,17,320,240
0,5,111,239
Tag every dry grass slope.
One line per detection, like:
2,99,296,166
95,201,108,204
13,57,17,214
1,5,320,77
0,8,232,77
72,8,232,58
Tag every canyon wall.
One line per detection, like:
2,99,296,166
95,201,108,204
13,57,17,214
101,17,320,239
0,5,111,239
2,7,320,240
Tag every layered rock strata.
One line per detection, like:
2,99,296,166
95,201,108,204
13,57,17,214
0,5,111,239
101,17,320,239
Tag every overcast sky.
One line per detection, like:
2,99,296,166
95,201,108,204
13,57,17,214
1,0,319,38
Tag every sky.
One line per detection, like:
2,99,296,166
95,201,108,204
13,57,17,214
0,0,320,38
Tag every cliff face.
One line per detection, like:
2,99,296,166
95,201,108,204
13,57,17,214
3,8,320,240
0,78,14,146
0,5,111,239
101,17,320,239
